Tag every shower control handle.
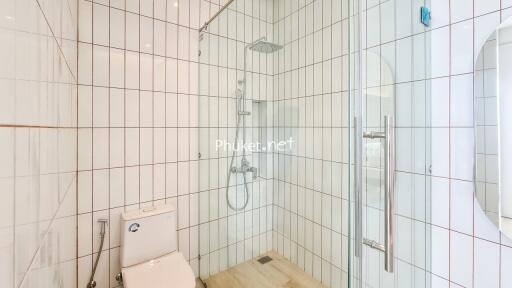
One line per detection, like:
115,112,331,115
249,166,258,179
230,160,258,179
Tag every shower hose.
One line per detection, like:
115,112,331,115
225,97,250,212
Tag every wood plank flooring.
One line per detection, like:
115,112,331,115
203,251,326,288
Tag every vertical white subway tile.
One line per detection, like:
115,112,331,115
432,226,449,279
140,128,153,165
125,166,140,205
450,128,475,181
125,128,139,166
126,13,140,51
140,16,154,54
110,128,124,168
93,169,109,211
451,0,474,22
78,129,93,171
430,27,450,78
92,87,109,127
179,0,190,26
93,128,109,169
78,213,92,257
451,20,474,75
93,4,109,46
110,167,125,208
450,74,474,127
431,128,450,177
450,179,474,234
79,43,93,85
450,231,474,288
502,246,512,287
178,60,189,93
140,165,153,202
431,0,450,28
126,0,139,13
110,8,125,49
110,88,124,127
475,0,500,16
110,48,125,88
154,21,166,56
140,0,153,17
168,1,179,24
79,0,92,43
93,45,109,86
475,238,500,288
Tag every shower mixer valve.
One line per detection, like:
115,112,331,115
230,158,258,179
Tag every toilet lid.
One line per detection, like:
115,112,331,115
122,252,195,288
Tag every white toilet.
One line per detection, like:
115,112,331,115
120,204,196,288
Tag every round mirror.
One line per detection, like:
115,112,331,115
475,19,512,237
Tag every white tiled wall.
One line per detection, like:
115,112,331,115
3,0,511,287
196,0,276,280
0,0,78,287
427,0,512,287
271,0,512,287
77,0,203,286
71,0,512,286
271,0,351,287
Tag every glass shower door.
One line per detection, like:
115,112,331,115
350,0,432,287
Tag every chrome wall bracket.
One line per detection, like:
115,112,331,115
363,238,385,252
363,131,385,139
115,273,123,285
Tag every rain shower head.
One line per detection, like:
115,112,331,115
248,38,283,53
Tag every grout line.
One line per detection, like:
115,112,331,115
108,0,112,282
75,0,80,285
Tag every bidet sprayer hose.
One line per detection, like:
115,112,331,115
87,219,108,288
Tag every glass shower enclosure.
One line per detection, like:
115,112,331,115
351,0,432,287
197,0,433,287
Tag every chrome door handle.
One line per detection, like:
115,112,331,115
354,116,363,259
360,115,395,273
383,115,395,273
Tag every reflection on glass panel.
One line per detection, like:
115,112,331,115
475,32,499,226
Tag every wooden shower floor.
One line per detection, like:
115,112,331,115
203,251,325,288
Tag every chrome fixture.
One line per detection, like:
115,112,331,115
87,219,109,288
230,158,258,180
362,238,385,252
115,273,123,285
383,116,395,273
199,0,235,33
357,116,395,273
225,37,282,211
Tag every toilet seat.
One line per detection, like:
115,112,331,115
122,251,195,288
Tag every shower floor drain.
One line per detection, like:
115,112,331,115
257,256,273,264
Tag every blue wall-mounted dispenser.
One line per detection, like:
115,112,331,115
420,6,431,27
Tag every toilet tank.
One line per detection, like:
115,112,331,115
120,204,177,268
